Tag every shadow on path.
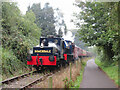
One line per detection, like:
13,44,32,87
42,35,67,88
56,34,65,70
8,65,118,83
80,59,117,88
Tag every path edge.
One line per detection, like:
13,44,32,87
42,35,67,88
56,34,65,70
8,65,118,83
98,66,119,88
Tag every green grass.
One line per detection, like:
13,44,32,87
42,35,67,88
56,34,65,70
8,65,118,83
72,67,84,88
0,75,2,82
95,58,119,86
1,47,30,80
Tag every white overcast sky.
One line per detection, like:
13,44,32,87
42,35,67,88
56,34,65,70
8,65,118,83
14,0,81,42
11,0,118,43
16,0,80,30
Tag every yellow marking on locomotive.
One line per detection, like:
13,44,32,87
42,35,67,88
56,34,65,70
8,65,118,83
35,50,51,53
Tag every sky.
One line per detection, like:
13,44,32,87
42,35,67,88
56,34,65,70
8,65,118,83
12,0,119,43
16,0,80,30
14,0,81,42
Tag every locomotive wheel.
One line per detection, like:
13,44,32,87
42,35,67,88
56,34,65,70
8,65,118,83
66,61,69,66
60,59,66,68
36,67,39,71
34,66,40,71
48,66,56,72
56,61,61,69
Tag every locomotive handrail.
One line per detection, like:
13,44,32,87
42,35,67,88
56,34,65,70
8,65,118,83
36,54,39,66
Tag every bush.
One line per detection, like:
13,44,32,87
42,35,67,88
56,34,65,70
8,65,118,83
1,2,41,79
1,47,26,78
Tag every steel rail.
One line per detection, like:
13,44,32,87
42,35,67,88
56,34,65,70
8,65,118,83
1,71,37,84
20,73,53,89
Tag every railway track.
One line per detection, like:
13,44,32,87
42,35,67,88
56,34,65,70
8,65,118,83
1,61,72,89
1,71,37,85
20,73,53,89
1,67,58,89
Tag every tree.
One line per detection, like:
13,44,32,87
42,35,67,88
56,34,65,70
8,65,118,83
74,1,119,63
1,2,42,78
64,25,67,35
27,3,57,37
2,2,41,62
28,3,68,37
58,28,63,37
0,2,2,45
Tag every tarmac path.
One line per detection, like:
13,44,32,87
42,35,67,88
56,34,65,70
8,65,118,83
80,59,117,88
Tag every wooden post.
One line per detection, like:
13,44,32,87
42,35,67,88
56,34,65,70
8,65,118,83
76,60,78,68
81,57,83,64
49,76,52,88
70,63,72,81
79,58,81,63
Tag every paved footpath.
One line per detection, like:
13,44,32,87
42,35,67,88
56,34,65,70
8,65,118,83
80,59,117,88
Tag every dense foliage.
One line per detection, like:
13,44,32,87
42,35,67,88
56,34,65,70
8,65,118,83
74,2,120,64
1,47,27,77
1,2,41,79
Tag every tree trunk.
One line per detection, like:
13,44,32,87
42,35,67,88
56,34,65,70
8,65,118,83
102,43,114,64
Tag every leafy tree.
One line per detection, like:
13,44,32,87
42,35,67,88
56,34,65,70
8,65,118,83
58,28,63,37
64,25,67,35
74,2,119,64
27,3,68,37
1,2,41,78
27,3,57,37
0,2,2,45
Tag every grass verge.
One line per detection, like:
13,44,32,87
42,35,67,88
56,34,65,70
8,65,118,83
95,58,119,86
71,63,85,88
70,57,89,88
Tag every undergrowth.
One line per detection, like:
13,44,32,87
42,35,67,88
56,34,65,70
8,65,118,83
72,63,85,88
70,57,88,88
1,47,29,80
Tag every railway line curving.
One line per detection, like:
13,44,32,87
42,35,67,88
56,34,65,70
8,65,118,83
1,67,60,89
